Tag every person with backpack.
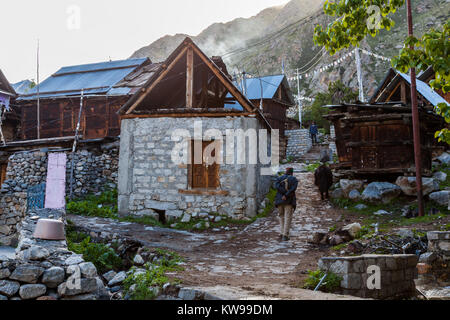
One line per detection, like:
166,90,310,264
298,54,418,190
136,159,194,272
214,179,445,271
275,167,299,241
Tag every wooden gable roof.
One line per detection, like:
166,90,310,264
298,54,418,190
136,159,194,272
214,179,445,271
118,38,257,115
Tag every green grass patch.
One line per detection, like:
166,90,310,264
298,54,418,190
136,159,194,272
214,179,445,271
66,189,118,219
123,249,183,300
303,270,342,293
305,162,321,173
66,226,123,274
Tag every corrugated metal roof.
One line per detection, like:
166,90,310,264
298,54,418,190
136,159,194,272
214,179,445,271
234,75,286,100
225,74,293,110
18,58,149,100
398,72,450,107
12,80,33,94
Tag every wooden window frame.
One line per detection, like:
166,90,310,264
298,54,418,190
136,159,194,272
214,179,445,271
180,139,226,195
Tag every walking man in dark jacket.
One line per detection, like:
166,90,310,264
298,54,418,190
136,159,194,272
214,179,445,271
314,156,333,200
275,167,298,241
309,122,318,145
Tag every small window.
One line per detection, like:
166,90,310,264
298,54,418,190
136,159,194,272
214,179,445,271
189,140,220,189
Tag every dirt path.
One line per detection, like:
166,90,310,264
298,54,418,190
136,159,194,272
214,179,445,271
175,171,348,298
69,171,360,299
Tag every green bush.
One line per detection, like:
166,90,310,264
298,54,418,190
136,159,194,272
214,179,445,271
67,229,122,274
303,269,342,293
306,162,320,172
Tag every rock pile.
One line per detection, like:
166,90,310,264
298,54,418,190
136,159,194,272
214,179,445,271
309,223,362,246
0,208,108,300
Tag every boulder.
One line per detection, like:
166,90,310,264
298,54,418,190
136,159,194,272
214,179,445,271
309,232,327,244
355,204,368,210
361,182,401,203
23,246,50,261
0,280,20,297
42,267,65,288
429,191,450,206
9,265,44,284
348,190,361,201
0,268,11,279
396,228,414,238
330,188,344,199
437,152,450,165
181,213,191,223
79,262,97,278
102,270,117,283
340,179,365,196
341,223,362,238
108,271,127,286
373,210,391,216
395,176,439,196
19,284,47,300
433,171,447,183
133,254,144,265
57,278,98,297
329,235,344,246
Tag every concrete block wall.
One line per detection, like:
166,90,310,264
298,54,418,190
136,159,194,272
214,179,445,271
319,254,418,299
285,129,312,160
118,116,273,220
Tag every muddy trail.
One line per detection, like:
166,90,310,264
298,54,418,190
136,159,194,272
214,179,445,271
69,172,359,299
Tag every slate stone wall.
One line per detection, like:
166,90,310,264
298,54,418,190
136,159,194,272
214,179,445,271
118,117,273,220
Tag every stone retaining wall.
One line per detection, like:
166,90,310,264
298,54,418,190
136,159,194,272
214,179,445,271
416,231,450,286
285,129,312,160
2,141,119,197
319,254,418,299
0,192,27,246
0,208,107,300
0,141,119,245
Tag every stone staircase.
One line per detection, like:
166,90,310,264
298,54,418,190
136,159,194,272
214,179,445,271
299,145,326,163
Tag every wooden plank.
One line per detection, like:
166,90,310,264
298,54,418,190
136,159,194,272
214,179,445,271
125,46,189,115
191,45,254,112
186,47,194,109
121,112,255,119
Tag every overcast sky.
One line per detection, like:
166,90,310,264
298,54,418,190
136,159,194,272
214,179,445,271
1,0,288,83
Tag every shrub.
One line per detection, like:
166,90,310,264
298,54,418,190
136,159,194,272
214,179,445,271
303,269,342,293
67,229,123,274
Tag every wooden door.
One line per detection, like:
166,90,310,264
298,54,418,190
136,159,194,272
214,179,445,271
191,141,219,189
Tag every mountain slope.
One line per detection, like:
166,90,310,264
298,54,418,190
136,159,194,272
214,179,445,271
131,0,450,105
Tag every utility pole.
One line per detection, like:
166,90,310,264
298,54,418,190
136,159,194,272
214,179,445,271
406,0,425,217
296,68,302,128
37,39,40,139
355,48,365,102
69,89,84,200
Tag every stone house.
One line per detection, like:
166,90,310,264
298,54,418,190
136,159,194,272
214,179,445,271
117,38,275,220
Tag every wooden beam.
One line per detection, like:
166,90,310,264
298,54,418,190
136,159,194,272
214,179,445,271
121,112,256,120
190,45,254,112
125,46,188,115
186,47,194,109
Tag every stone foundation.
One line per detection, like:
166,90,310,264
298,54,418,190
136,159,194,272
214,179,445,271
318,254,418,299
285,129,312,160
0,208,107,300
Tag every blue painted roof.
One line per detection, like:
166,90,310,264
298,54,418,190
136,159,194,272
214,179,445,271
18,58,148,100
225,74,291,110
234,75,286,100
12,80,33,94
399,72,449,107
